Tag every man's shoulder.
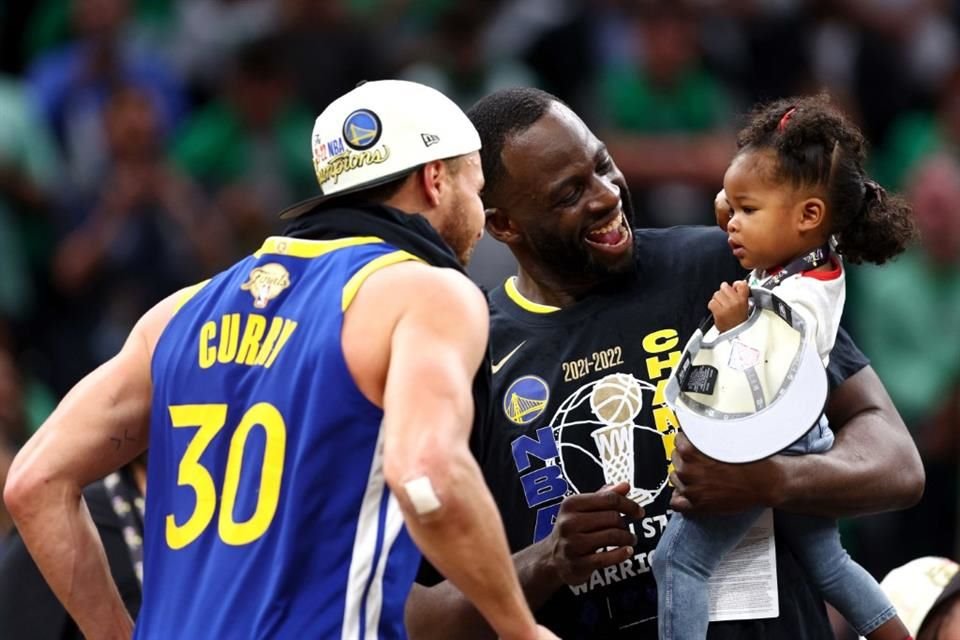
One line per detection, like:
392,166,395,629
378,261,482,303
632,225,744,286
633,225,731,261
487,281,508,313
633,224,727,241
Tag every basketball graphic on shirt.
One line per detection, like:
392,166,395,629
589,373,644,424
548,374,670,507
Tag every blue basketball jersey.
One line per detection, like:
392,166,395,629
136,236,422,640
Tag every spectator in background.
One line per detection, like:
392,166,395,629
400,1,537,110
169,0,278,100
833,0,957,147
0,75,60,324
278,0,387,117
26,0,185,197
847,154,960,578
51,87,217,383
595,1,734,227
482,0,596,116
700,0,815,104
172,36,315,254
21,0,175,69
876,66,960,191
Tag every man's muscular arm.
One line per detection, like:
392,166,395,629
671,365,924,517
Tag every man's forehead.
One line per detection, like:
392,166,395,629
503,103,601,173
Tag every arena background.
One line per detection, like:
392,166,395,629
0,1,958,638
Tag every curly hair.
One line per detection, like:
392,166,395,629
736,94,917,264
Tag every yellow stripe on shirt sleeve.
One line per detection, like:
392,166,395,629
172,279,211,315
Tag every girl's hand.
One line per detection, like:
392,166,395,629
708,281,750,332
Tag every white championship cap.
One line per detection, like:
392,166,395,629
664,287,828,463
872,556,960,638
279,79,481,219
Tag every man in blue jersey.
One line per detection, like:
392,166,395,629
405,88,924,639
5,80,556,640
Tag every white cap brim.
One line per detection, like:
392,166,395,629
672,338,827,463
665,289,829,463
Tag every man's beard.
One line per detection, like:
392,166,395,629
526,224,612,278
438,194,477,266
525,189,637,281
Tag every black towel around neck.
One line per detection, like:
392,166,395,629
283,203,464,273
283,201,493,451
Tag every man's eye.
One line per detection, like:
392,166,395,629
558,187,582,207
597,157,613,173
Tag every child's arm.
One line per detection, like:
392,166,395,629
708,281,750,332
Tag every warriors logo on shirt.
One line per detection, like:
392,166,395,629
503,375,550,425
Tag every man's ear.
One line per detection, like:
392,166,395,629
419,160,446,208
798,197,826,232
485,207,521,244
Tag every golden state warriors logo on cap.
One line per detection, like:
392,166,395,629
503,376,550,425
343,109,382,150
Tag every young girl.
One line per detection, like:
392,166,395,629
651,95,917,640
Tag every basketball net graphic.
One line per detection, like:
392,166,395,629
589,373,647,503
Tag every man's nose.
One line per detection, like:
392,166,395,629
590,175,621,211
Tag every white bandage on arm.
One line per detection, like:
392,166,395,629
403,476,442,516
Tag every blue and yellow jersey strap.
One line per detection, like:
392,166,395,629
172,279,211,316
254,236,385,259
342,250,424,311
254,236,427,310
504,276,560,314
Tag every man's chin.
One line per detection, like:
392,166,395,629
584,234,634,273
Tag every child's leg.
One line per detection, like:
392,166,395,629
651,507,764,640
776,512,908,638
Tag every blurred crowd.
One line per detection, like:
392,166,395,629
1,0,959,588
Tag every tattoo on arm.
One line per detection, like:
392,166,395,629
109,429,138,450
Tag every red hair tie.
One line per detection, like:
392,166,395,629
778,107,797,132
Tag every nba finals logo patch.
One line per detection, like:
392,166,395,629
342,109,382,150
503,376,549,425
241,263,291,309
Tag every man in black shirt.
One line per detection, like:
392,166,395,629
407,88,923,639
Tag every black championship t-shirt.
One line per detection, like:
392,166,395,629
471,226,866,639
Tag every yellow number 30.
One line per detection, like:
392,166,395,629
166,402,287,549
